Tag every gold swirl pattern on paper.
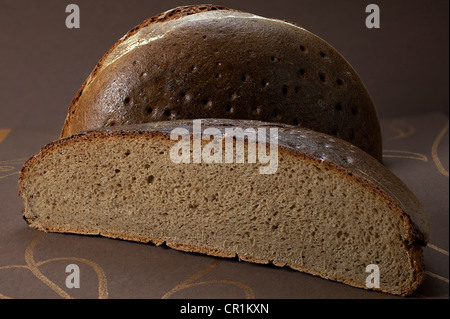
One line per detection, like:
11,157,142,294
386,120,416,140
0,129,11,143
382,120,428,161
0,158,26,180
0,129,20,179
382,150,428,162
425,243,450,284
0,234,109,299
431,121,449,177
162,259,255,299
428,243,449,256
383,118,449,178
425,271,449,284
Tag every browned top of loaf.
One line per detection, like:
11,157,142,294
60,4,383,161
23,119,428,245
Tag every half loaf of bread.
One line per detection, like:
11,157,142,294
60,4,382,161
19,119,428,296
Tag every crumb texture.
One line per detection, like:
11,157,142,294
20,120,427,296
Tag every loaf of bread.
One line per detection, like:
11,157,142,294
60,4,383,161
19,119,428,296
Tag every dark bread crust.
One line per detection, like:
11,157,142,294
61,5,236,138
20,119,426,296
60,5,383,161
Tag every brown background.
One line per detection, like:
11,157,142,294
0,0,448,130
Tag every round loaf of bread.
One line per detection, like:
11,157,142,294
61,4,382,161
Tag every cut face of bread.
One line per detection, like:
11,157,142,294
20,119,428,296
60,4,382,161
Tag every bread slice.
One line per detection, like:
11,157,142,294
19,119,428,295
60,4,382,161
